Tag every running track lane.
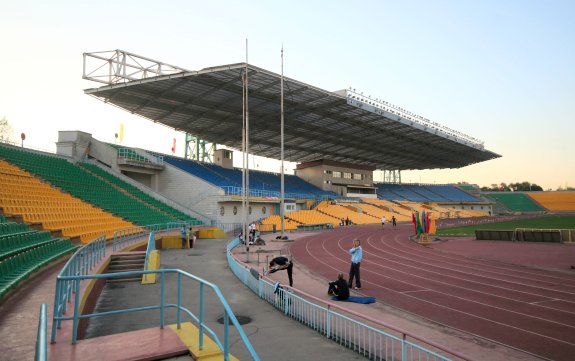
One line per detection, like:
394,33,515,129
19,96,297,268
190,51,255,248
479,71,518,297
291,224,575,361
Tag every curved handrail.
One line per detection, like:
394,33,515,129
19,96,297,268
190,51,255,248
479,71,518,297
54,269,259,360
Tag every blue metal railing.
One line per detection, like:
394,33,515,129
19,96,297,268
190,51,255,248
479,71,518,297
226,238,474,361
51,235,107,343
49,223,259,360
113,222,189,251
144,231,156,272
221,186,336,200
52,268,259,360
35,304,47,361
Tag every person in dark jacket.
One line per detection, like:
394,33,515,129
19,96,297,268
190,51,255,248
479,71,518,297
328,273,350,300
269,256,293,287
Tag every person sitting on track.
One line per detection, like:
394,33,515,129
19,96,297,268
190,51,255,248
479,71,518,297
328,273,350,300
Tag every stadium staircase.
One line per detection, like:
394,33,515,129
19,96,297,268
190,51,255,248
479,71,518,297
106,253,146,283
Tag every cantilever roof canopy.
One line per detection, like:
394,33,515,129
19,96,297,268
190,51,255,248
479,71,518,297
84,59,500,170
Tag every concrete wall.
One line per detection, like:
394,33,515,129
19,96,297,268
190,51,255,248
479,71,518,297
123,170,152,188
444,203,493,213
156,162,224,221
56,130,94,161
89,137,119,168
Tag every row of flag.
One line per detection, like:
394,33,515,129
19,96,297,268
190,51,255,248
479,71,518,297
411,210,436,235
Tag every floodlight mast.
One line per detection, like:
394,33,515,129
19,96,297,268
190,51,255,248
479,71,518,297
280,46,285,238
243,39,250,259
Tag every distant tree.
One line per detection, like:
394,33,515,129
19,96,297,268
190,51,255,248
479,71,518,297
509,182,542,192
0,116,14,143
482,181,542,192
557,186,575,191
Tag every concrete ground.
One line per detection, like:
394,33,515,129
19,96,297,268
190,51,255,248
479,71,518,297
84,236,363,361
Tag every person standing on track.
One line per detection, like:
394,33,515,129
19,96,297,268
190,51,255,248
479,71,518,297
348,239,362,290
381,216,386,229
392,215,397,229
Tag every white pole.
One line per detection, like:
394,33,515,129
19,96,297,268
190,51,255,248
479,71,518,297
242,68,246,250
245,39,250,257
280,45,285,238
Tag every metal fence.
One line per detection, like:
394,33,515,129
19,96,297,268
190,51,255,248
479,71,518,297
226,238,474,361
112,222,193,251
221,186,335,200
49,225,260,361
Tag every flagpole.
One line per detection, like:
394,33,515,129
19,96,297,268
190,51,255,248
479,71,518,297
280,45,285,238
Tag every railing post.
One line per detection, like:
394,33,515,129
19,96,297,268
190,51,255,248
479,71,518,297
284,290,289,315
326,304,331,339
401,333,407,361
177,272,182,329
72,278,81,344
224,309,229,361
160,272,165,329
35,304,47,361
199,283,205,350
50,280,61,344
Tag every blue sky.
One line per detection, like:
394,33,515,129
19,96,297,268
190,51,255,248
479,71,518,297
0,0,573,190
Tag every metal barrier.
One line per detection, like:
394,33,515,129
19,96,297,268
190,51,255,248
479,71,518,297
51,235,107,342
113,222,192,251
51,268,259,360
226,238,474,361
35,304,47,361
221,186,335,200
50,225,260,360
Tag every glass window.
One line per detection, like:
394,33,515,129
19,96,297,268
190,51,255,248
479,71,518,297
333,171,341,178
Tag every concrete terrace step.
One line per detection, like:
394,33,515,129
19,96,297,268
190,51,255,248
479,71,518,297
48,325,189,361
106,252,146,282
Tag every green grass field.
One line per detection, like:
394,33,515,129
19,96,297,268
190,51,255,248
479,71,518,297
437,215,575,236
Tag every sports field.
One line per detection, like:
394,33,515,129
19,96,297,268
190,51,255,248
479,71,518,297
437,215,575,236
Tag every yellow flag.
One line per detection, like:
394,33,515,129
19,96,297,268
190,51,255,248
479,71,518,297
120,123,125,143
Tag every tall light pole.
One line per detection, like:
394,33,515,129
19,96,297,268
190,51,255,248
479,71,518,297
280,45,285,239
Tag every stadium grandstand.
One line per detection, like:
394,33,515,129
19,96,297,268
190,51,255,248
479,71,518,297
3,49,575,361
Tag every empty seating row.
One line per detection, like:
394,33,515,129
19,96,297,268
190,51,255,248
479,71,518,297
0,159,136,243
0,230,56,260
0,238,76,297
0,144,179,226
317,204,379,225
158,152,337,199
285,210,339,226
376,183,481,202
485,193,545,212
528,192,575,211
79,163,196,222
259,215,300,231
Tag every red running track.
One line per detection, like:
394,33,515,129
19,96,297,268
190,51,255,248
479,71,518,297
291,224,575,361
